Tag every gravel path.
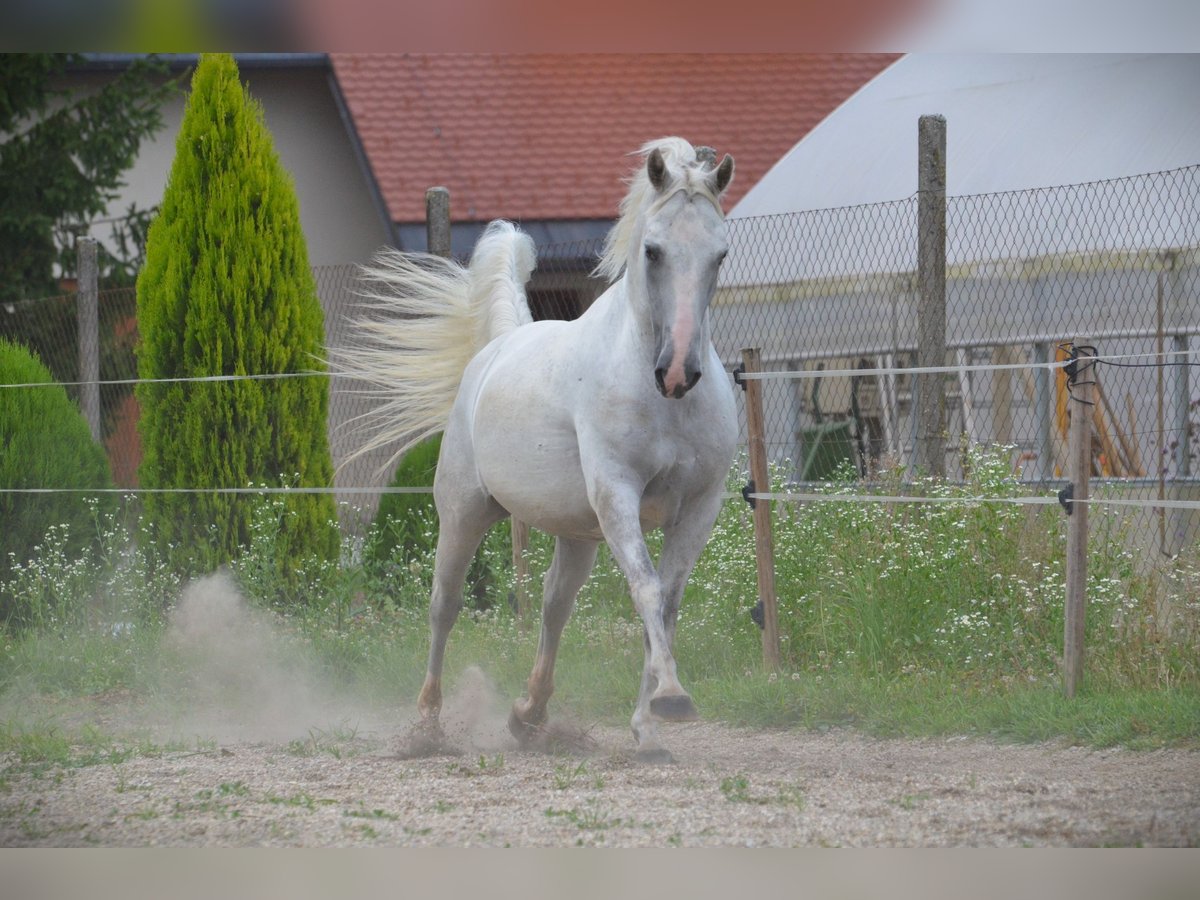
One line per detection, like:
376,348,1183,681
3,708,1196,847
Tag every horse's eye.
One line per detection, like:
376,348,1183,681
645,245,661,263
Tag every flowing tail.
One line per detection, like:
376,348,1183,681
334,220,536,471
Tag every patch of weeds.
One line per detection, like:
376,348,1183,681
173,787,243,819
893,791,932,810
113,770,152,795
552,760,590,790
285,725,360,760
0,799,37,825
776,782,806,810
478,752,504,772
125,805,160,821
265,790,335,811
218,781,250,797
0,727,73,768
719,773,769,805
344,805,399,821
0,722,176,785
447,753,506,777
22,821,87,841
431,799,455,813
544,799,624,831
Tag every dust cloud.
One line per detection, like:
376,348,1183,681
153,574,522,753
436,665,515,752
148,570,380,744
2,569,582,757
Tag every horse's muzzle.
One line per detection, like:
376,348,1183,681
655,367,702,399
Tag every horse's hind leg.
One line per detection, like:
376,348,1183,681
416,492,507,730
509,537,598,745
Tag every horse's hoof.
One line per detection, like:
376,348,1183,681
507,708,541,746
634,746,676,765
649,693,699,722
398,719,457,758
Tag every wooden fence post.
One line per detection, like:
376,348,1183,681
916,114,947,479
511,519,532,621
76,238,101,443
425,187,451,258
1064,340,1094,698
740,348,781,671
427,185,531,619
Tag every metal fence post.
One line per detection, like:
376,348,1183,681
1064,340,1094,699
741,347,781,671
76,238,101,443
1175,333,1191,479
916,114,947,479
1033,341,1054,480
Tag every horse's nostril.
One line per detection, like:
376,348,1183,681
686,370,702,391
654,368,667,393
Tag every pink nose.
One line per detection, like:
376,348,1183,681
654,366,701,399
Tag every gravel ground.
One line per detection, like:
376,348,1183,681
2,580,1195,848
2,705,1196,847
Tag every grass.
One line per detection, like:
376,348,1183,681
0,449,1197,762
718,773,806,808
544,800,624,831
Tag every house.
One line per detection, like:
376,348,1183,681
330,53,896,320
62,53,896,505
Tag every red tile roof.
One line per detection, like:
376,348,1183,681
331,53,898,224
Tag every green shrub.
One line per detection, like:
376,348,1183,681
364,434,441,574
0,338,115,624
683,447,1197,692
364,433,497,609
135,53,338,586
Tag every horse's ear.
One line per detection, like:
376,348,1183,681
714,154,735,194
647,148,670,191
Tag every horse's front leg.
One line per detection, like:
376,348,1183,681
590,481,696,762
629,488,727,761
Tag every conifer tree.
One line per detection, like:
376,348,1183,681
136,53,338,580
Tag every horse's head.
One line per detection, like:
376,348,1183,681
619,139,735,399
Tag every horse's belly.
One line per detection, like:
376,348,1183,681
474,421,604,540
484,470,680,541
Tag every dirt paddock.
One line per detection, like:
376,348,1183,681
2,685,1196,847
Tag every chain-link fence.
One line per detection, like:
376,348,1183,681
4,166,1198,556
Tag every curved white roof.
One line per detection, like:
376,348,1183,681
731,54,1200,216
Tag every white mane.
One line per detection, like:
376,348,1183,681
593,137,727,284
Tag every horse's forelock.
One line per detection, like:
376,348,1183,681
593,137,725,284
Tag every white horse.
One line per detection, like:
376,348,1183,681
348,138,737,762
